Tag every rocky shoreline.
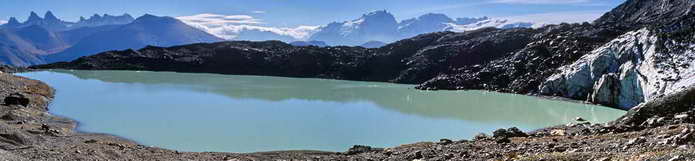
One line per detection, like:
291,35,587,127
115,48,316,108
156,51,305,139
3,68,695,160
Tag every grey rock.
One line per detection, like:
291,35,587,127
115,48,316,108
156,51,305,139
346,145,382,155
492,127,528,138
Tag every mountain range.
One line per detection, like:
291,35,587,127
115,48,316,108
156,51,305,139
179,11,535,46
308,11,534,46
0,11,222,66
0,11,537,66
2,11,135,31
45,14,222,63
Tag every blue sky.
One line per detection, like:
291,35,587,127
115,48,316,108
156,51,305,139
1,0,625,27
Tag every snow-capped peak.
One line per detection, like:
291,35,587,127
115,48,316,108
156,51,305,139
343,10,398,29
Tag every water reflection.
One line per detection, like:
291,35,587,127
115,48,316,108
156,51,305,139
58,70,624,127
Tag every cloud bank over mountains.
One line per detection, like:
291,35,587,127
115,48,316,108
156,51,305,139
177,13,319,41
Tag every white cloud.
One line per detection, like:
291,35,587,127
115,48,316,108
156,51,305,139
251,11,266,14
492,0,590,4
448,11,603,32
502,11,604,26
177,13,318,40
177,13,262,25
0,20,6,25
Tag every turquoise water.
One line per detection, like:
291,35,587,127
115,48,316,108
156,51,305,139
18,70,626,153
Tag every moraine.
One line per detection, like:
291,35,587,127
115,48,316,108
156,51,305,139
18,70,625,153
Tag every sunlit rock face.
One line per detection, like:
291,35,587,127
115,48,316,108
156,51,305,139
540,28,695,109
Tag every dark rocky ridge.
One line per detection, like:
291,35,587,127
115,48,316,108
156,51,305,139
36,27,536,85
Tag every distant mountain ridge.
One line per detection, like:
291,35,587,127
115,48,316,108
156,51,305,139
290,40,328,47
1,11,134,31
359,41,387,48
72,14,135,28
0,11,222,66
45,14,223,63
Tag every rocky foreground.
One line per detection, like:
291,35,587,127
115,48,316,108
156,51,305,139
3,68,695,160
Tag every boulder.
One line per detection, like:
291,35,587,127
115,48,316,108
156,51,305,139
492,127,528,138
345,145,382,155
4,93,29,107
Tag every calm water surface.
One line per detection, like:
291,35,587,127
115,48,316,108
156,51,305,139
18,70,626,152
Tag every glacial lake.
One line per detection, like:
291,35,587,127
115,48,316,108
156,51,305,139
18,70,626,153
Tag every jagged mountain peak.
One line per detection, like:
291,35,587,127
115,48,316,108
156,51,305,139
7,17,21,25
354,10,398,25
44,11,59,21
73,12,135,28
27,11,43,22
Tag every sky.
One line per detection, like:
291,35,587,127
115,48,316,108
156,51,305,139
0,0,626,27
